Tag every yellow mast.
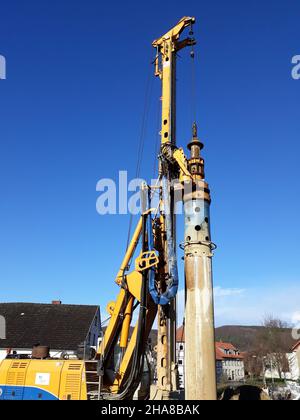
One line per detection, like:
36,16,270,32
153,16,195,148
153,17,217,400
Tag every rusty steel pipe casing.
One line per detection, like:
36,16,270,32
183,124,217,400
184,192,217,400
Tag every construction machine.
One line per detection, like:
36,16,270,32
0,17,217,401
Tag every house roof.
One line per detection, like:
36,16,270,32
176,325,185,343
215,341,237,351
215,346,226,361
176,326,243,360
291,340,300,352
0,302,100,351
215,342,244,360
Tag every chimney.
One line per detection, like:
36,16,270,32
52,300,62,305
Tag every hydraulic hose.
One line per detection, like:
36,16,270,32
149,175,179,305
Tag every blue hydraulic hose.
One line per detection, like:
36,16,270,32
148,176,179,305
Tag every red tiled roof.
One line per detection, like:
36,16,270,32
176,325,185,342
215,341,236,351
215,342,243,360
292,341,300,352
215,346,225,361
176,327,243,360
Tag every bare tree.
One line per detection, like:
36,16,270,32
244,351,264,379
259,315,290,380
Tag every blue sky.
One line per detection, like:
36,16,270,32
0,0,299,326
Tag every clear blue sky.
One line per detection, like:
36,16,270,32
0,0,299,326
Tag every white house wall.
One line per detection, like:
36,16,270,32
176,342,245,386
287,352,300,380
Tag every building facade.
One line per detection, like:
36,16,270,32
176,326,245,387
287,341,300,381
215,342,245,383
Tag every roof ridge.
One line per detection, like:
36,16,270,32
0,302,98,307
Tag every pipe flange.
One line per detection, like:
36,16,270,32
179,240,217,251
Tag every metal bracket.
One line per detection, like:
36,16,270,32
135,251,159,272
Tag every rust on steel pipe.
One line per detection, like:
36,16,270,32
183,123,217,400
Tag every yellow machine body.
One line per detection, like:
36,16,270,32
0,359,87,400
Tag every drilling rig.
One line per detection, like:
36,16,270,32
0,17,217,401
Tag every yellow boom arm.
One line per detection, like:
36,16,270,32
153,17,195,147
